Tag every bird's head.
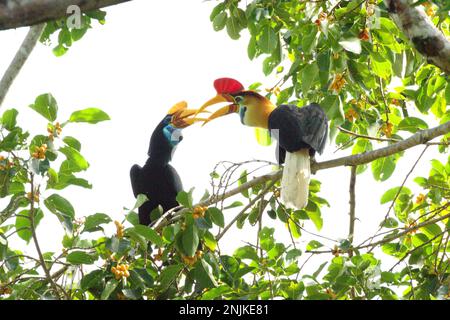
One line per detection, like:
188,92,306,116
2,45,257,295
196,78,276,129
160,101,207,146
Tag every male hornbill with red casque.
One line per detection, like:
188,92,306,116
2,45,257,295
196,78,328,210
130,102,205,225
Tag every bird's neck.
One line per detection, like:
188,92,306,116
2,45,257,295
245,101,276,129
146,148,174,166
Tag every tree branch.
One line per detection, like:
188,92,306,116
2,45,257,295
308,208,450,254
313,121,450,172
0,0,132,30
0,23,45,108
153,120,450,231
348,166,357,245
385,0,450,74
216,180,277,241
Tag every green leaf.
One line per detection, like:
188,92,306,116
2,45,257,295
301,63,319,94
159,264,183,290
182,224,199,257
372,156,396,181
59,146,89,172
66,251,97,265
15,209,44,242
63,136,81,151
302,25,318,54
1,109,18,130
210,3,225,22
191,260,218,290
133,225,164,247
254,128,272,146
339,38,362,54
306,240,323,251
83,213,112,232
306,210,323,231
224,201,243,209
204,231,217,251
286,248,302,262
53,44,68,57
207,207,225,228
238,170,249,198
398,117,428,133
226,15,241,40
380,187,411,204
380,217,399,228
80,270,104,291
69,108,110,124
133,194,149,210
176,190,192,208
234,245,259,261
101,279,118,300
258,25,277,53
371,52,392,79
29,93,58,121
213,11,227,31
44,194,75,232
248,36,257,60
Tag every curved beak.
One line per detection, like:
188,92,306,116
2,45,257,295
171,108,208,128
195,94,239,126
167,101,209,128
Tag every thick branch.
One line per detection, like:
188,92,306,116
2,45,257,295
0,23,44,108
348,166,357,245
0,0,132,30
385,0,450,74
313,121,450,172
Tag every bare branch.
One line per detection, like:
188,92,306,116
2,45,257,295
308,208,450,254
337,126,449,146
348,166,357,245
0,0,132,30
313,121,450,172
216,180,276,241
0,24,45,108
385,0,450,74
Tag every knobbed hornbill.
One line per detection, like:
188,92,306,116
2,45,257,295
196,78,328,210
130,102,204,225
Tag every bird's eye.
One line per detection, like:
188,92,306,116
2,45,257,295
235,96,243,103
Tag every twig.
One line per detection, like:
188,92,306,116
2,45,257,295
365,145,428,249
389,230,448,272
337,126,449,146
0,24,45,108
307,211,450,254
217,180,277,241
29,173,61,299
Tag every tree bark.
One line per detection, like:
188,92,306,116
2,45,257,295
385,0,450,74
0,24,45,108
0,0,132,30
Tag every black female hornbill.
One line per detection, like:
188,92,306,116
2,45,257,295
130,102,204,225
196,78,328,210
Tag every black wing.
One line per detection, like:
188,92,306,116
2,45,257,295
130,164,143,198
130,163,182,226
268,103,328,155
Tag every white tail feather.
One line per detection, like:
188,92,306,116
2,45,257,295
280,149,310,209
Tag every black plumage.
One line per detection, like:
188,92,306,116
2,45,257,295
130,116,183,226
269,103,328,164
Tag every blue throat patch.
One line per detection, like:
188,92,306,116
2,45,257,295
163,124,182,147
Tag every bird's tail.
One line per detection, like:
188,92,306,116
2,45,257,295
280,149,310,209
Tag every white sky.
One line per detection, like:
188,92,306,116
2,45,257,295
0,0,444,275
